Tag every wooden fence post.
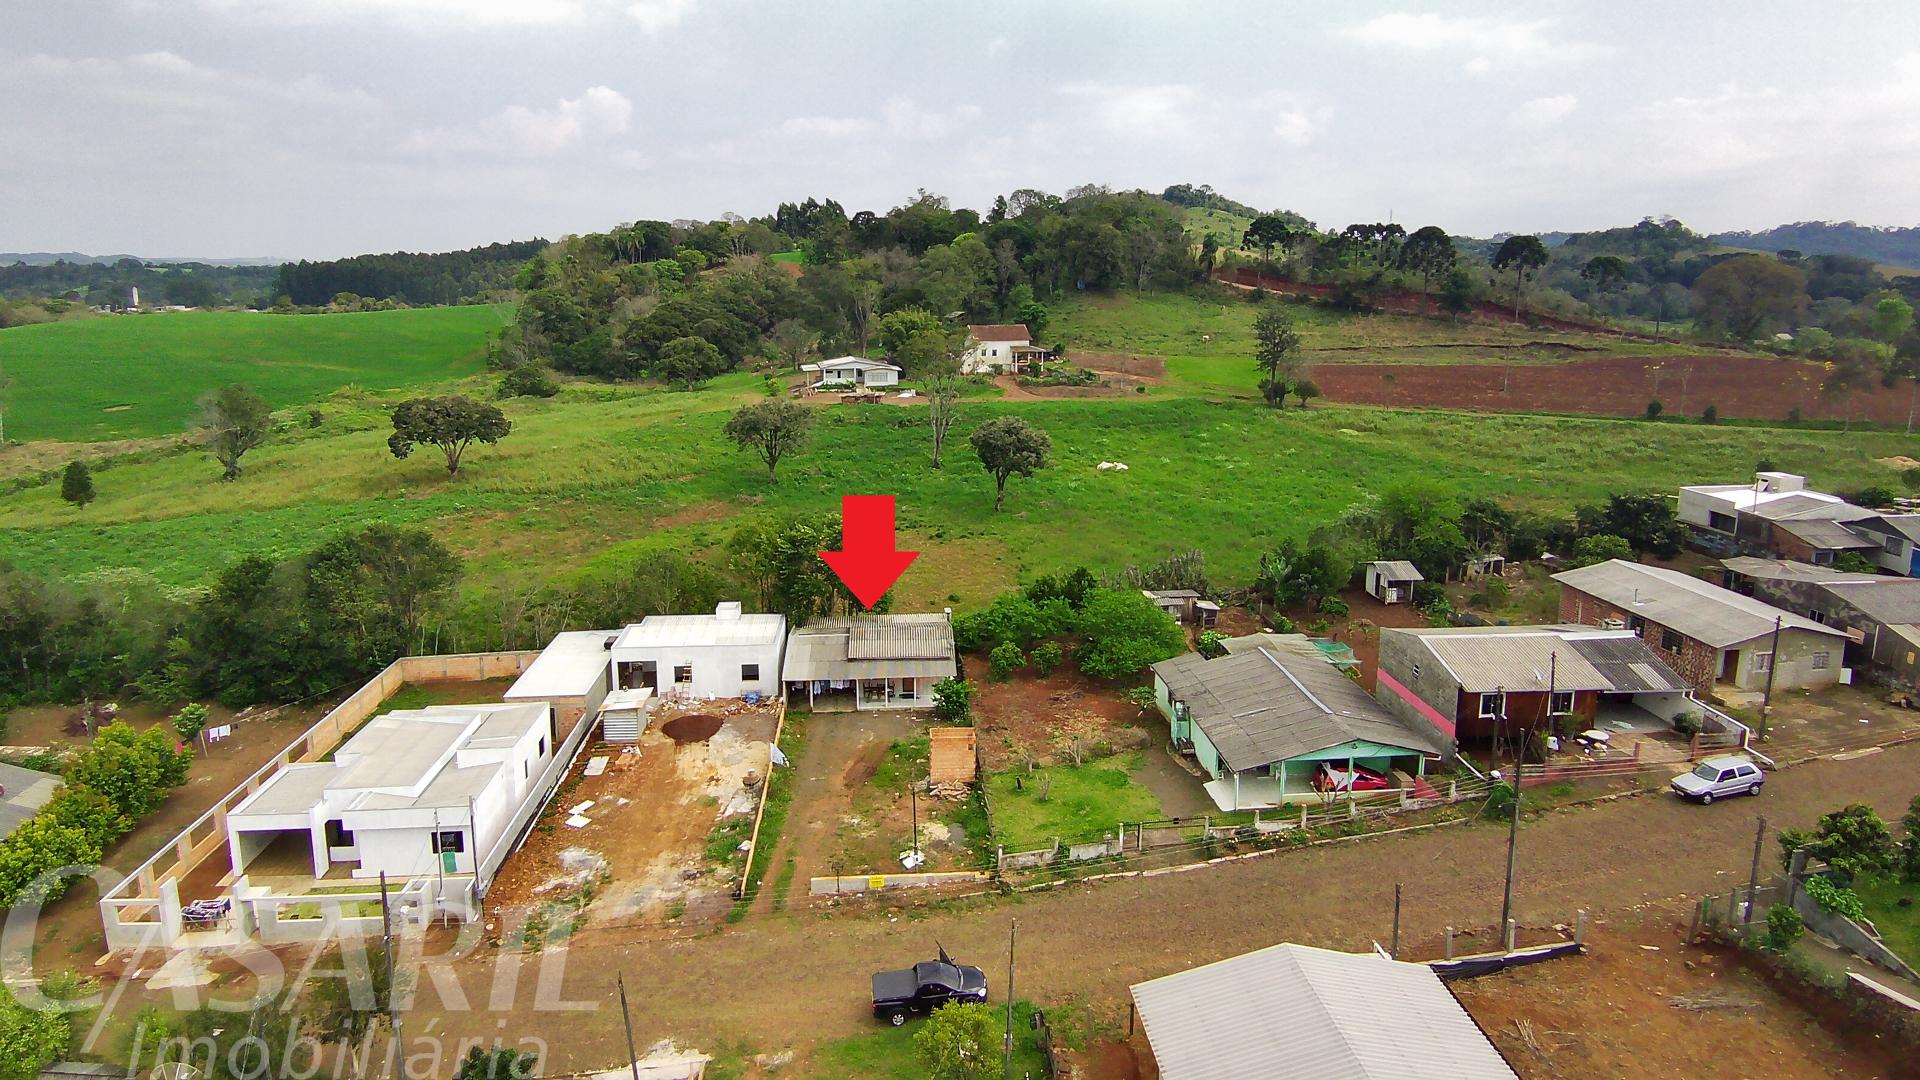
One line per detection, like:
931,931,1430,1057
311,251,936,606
1504,918,1516,952
1445,926,1454,959
1301,804,1309,829
1449,780,1457,801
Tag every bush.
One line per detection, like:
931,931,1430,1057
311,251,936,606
1268,614,1296,633
1645,399,1663,419
1701,404,1719,424
989,641,1026,681
932,678,974,723
914,1001,1000,1080
497,363,559,399
1803,874,1867,921
171,703,210,743
1074,589,1190,679
1031,641,1064,676
1811,803,1897,878
1765,903,1804,951
1672,711,1703,738
1196,631,1228,658
1569,534,1634,568
1316,596,1350,619
953,594,1075,652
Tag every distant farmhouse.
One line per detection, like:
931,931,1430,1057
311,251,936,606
961,323,1053,375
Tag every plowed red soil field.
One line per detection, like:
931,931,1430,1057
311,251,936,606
1311,352,1918,424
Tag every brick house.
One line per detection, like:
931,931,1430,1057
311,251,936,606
1552,560,1848,696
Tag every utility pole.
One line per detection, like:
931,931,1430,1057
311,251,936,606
378,871,403,1079
1488,686,1505,778
1745,816,1767,927
1003,920,1017,1080
1499,772,1521,936
909,775,921,865
1759,615,1783,738
1391,883,1402,959
618,974,641,1080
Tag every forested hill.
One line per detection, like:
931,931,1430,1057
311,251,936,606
274,239,548,306
1711,222,1920,268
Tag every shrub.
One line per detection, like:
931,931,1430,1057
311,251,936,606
931,678,975,723
1901,793,1920,883
1811,803,1897,878
1786,406,1802,424
1672,711,1703,738
1031,641,1064,676
1645,399,1663,419
497,363,559,399
1701,404,1719,424
989,641,1026,681
65,722,191,820
1803,874,1867,921
1778,827,1816,871
953,593,1074,652
1569,534,1633,568
171,703,210,743
1269,614,1297,633
1316,596,1350,619
1074,589,1189,679
913,1001,1000,1080
1196,631,1228,658
1765,903,1804,951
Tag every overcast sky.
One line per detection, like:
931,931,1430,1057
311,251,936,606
4,1,1918,260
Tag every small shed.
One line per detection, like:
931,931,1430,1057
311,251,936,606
1364,560,1424,604
927,727,977,790
1144,589,1218,627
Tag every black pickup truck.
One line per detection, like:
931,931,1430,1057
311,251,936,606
870,951,988,1026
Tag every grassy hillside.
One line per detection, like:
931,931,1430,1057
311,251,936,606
2,371,1910,632
0,305,509,440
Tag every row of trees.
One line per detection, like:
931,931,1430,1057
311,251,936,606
273,240,547,307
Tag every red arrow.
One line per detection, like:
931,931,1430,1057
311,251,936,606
820,495,919,609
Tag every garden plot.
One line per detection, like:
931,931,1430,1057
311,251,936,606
484,701,776,936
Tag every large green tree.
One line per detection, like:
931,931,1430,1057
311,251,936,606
969,416,1051,510
1491,234,1550,321
387,396,512,477
59,460,94,509
304,522,460,666
912,1001,1000,1080
1397,225,1456,302
1252,306,1305,408
1692,255,1808,340
193,384,272,481
0,984,69,1080
723,399,814,481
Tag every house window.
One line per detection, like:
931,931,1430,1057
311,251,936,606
1886,535,1904,555
430,831,464,854
1708,511,1736,531
538,736,547,757
324,820,355,847
1409,662,1421,681
1628,615,1647,633
1811,651,1830,671
1752,652,1773,674
523,761,530,779
1806,609,1828,625
1477,692,1503,720
1813,550,1834,565
741,663,760,681
1660,628,1683,653
1550,690,1574,715
674,664,693,684
896,680,920,700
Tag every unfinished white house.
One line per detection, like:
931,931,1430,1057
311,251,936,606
224,702,554,885
609,602,787,702
801,355,902,390
504,628,616,735
782,613,958,710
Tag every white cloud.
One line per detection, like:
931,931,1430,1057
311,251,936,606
626,0,699,33
1508,93,1578,129
1057,82,1202,139
407,86,633,157
986,36,1010,58
778,115,871,138
0,50,377,115
881,98,981,140
194,0,699,31
1271,103,1329,147
1335,13,1607,68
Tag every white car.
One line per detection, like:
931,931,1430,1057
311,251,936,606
1670,756,1765,804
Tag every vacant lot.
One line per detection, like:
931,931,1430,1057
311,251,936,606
1312,352,1920,425
1452,925,1909,1079
0,305,506,440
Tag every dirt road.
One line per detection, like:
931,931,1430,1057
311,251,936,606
384,740,1920,1072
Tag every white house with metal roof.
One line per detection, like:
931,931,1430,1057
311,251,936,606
781,612,957,711
1152,633,1448,810
800,355,901,390
1130,942,1517,1080
504,628,617,734
609,602,786,702
1364,560,1424,604
224,702,553,885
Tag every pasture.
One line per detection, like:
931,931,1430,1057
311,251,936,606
0,304,508,440
2,368,1911,634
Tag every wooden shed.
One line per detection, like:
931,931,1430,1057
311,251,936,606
927,726,978,791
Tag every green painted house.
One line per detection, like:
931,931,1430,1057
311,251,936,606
1152,633,1447,811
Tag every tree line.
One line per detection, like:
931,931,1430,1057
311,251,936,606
273,239,547,307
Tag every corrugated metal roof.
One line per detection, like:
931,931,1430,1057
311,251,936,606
1824,579,1920,624
1744,493,1873,522
1553,560,1845,648
1722,557,1880,584
1770,518,1879,550
1395,626,1690,693
781,614,957,682
1856,514,1920,543
1369,560,1423,581
967,323,1030,342
1153,635,1444,771
1130,943,1517,1080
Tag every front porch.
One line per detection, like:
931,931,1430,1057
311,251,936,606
789,675,934,712
1199,744,1433,811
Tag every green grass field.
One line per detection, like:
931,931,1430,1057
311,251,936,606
985,753,1167,849
0,305,509,441
801,1001,1049,1079
767,250,805,265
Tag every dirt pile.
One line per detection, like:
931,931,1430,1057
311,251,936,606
661,713,723,744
